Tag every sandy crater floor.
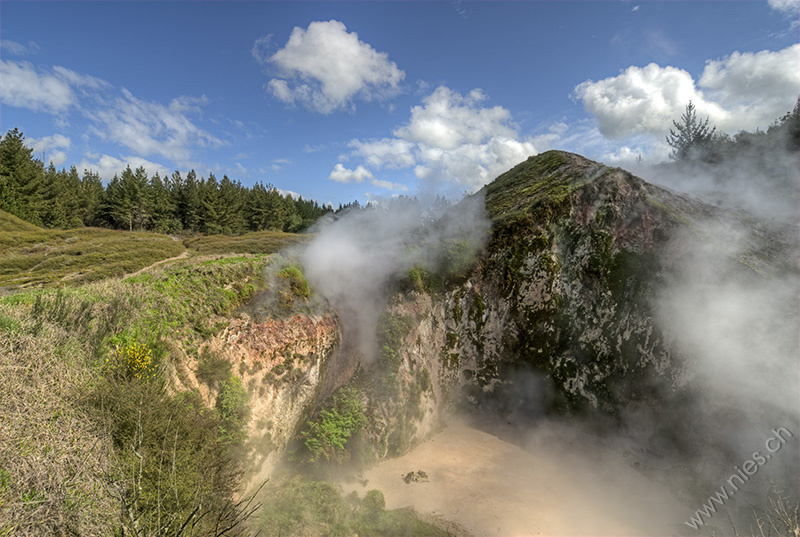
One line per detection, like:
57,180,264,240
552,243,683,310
340,419,690,536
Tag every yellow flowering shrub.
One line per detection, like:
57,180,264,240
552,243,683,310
107,340,157,381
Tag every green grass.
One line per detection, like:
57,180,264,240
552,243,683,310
0,209,42,232
0,227,184,289
483,150,606,226
183,230,309,255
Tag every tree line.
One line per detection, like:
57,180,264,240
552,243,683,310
0,128,339,234
665,97,800,164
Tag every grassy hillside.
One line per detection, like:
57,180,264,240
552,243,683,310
0,227,184,289
0,209,42,232
0,255,270,534
183,230,309,255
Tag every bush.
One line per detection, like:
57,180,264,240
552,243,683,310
300,387,367,463
216,375,249,445
254,479,452,537
112,340,157,381
93,378,243,536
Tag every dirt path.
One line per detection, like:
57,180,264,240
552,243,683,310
126,250,189,278
340,419,690,536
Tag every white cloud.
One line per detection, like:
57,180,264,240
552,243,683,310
327,163,408,191
573,44,800,141
26,134,71,166
278,188,301,199
87,89,225,165
699,44,800,130
768,0,799,15
51,66,109,90
266,20,405,114
251,34,272,65
345,86,538,191
76,154,171,181
1,40,40,56
48,151,68,167
370,178,408,192
328,163,374,183
0,60,75,113
26,133,71,154
349,138,415,169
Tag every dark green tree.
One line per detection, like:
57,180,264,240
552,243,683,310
147,172,179,233
80,169,104,227
176,170,201,232
666,101,717,161
0,128,45,224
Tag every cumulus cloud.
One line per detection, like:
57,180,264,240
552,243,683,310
699,45,800,129
328,163,375,184
328,163,408,191
573,44,800,141
343,86,538,191
349,138,416,169
0,60,76,113
76,154,171,181
87,89,225,165
265,20,405,114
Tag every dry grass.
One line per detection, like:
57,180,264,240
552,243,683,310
0,302,117,535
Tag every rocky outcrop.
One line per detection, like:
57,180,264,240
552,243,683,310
359,151,794,451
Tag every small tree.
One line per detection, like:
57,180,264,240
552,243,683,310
667,101,717,161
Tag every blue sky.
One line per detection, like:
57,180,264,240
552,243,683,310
1,1,798,205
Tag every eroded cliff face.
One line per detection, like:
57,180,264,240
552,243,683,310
171,310,341,490
358,151,793,453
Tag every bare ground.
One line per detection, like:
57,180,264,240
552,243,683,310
340,418,690,537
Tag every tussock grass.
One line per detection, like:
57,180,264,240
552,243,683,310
0,298,116,535
183,230,308,255
0,227,184,289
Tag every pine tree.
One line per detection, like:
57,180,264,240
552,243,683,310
666,101,717,161
0,128,45,224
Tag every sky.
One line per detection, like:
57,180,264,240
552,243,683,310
1,1,798,206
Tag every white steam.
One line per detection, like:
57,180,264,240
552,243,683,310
301,195,490,362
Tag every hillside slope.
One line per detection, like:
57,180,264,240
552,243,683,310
0,209,42,232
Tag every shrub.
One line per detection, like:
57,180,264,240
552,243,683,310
92,378,242,536
254,479,452,537
216,375,249,446
300,387,367,463
104,340,158,382
122,340,156,381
